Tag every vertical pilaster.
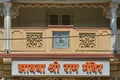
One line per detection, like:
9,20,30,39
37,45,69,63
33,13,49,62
110,3,118,53
3,2,11,54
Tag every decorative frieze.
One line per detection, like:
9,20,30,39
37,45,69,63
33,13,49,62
0,4,3,16
11,3,110,18
9,0,120,3
1,0,120,19
117,5,120,17
13,0,110,3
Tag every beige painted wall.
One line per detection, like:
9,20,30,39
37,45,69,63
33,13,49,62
11,28,111,54
0,29,4,52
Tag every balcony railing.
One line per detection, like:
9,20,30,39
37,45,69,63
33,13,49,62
10,27,112,54
0,27,112,54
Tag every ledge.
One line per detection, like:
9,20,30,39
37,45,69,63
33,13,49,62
48,25,74,28
12,0,110,4
0,53,114,59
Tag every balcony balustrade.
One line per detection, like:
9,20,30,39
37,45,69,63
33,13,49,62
11,27,112,54
0,27,112,54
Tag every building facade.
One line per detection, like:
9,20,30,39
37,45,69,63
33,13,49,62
0,0,120,80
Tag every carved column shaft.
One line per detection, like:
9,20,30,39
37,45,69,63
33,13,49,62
110,3,118,53
3,2,11,53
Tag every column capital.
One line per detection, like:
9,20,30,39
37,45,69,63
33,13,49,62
0,5,3,16
110,2,118,9
104,3,118,19
3,2,11,16
3,2,12,8
0,2,11,17
106,2,119,19
117,5,120,17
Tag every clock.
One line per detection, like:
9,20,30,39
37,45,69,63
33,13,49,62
53,32,69,48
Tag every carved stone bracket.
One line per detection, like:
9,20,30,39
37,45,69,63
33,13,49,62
11,4,20,18
102,6,111,19
102,3,120,19
0,2,11,17
117,5,120,17
4,2,12,16
0,4,3,16
12,3,110,18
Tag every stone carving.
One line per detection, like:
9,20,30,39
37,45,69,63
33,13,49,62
117,5,120,17
11,3,109,18
0,5,3,16
79,33,96,48
26,32,43,48
0,0,119,18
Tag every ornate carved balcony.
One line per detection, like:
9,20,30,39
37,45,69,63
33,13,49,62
10,27,111,54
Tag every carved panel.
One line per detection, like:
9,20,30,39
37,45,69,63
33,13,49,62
26,32,43,48
0,6,3,16
12,3,109,18
79,33,96,48
117,5,120,17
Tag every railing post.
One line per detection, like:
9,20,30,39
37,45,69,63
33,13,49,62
110,2,118,54
3,1,11,54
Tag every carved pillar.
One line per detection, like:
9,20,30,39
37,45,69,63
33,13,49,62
110,3,118,53
3,2,11,53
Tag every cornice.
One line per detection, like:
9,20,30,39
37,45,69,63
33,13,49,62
1,0,120,4
12,0,110,4
0,53,114,58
